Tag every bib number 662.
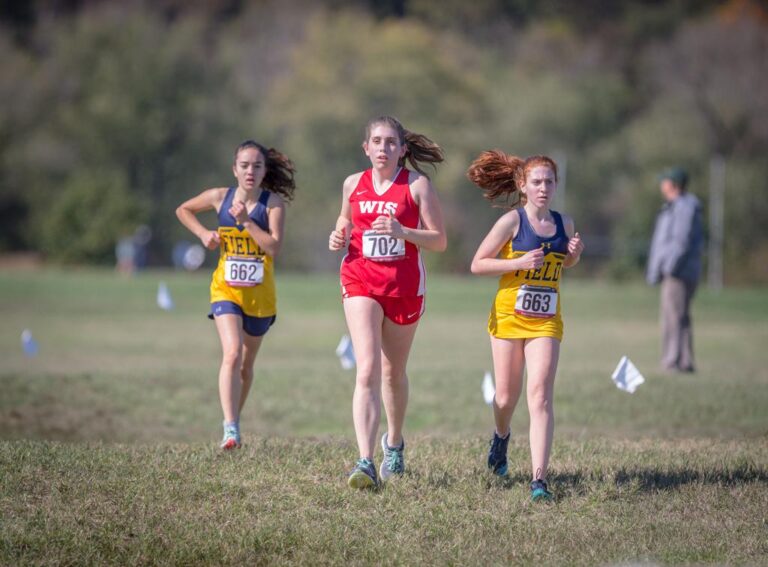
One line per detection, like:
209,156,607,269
224,256,264,287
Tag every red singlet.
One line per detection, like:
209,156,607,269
340,168,425,298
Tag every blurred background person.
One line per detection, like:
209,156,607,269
115,225,152,275
646,167,704,373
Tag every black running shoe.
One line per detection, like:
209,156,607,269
487,431,510,476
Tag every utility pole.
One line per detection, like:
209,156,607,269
708,155,725,291
552,150,567,212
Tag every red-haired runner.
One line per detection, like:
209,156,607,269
467,150,584,501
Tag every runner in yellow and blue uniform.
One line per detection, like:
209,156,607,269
210,187,276,323
467,150,584,501
488,209,568,341
176,140,296,450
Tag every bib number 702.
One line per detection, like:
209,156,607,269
362,230,405,262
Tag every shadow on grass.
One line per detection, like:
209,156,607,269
549,462,768,497
384,464,768,494
612,464,768,490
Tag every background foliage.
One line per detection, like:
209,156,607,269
1,0,767,281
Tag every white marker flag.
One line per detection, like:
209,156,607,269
482,371,495,405
611,356,645,393
21,329,39,357
157,281,174,311
335,334,355,370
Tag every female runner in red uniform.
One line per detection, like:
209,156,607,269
328,116,447,488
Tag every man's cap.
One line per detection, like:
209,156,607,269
659,167,689,188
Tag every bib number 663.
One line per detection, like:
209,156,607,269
514,285,557,318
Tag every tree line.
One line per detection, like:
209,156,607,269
1,0,766,282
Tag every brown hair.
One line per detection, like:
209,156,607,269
364,115,444,178
466,150,558,208
234,140,297,201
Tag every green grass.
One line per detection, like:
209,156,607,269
1,269,767,565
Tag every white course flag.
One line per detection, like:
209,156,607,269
482,371,495,405
21,329,39,357
611,356,645,393
335,334,356,370
157,281,174,311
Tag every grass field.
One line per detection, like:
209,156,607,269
1,269,767,565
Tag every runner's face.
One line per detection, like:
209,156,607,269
522,165,557,208
363,124,406,170
233,147,266,190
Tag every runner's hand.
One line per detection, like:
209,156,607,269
329,227,348,251
567,232,584,259
371,212,404,239
229,201,248,225
517,247,545,270
200,230,221,250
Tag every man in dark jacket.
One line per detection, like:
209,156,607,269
646,167,704,373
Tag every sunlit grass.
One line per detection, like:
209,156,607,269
1,269,766,565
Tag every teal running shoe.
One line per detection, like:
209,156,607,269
379,434,405,481
530,479,554,502
487,431,510,476
220,423,241,450
348,458,378,489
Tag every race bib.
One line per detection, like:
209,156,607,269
224,256,263,287
514,285,558,318
362,230,405,262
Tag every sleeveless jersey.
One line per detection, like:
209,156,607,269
210,187,276,317
340,168,425,297
489,208,569,340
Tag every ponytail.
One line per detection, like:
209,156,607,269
364,115,444,178
466,150,525,207
402,129,444,177
234,140,296,201
466,150,558,208
262,148,297,201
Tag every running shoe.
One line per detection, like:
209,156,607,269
487,431,510,476
220,423,241,450
530,479,554,502
379,433,405,481
348,458,378,489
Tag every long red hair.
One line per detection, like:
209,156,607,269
467,150,557,208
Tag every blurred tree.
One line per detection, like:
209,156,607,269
261,9,492,270
646,3,768,158
479,19,635,268
40,168,146,263
6,4,234,264
0,34,36,251
1,0,766,282
610,4,768,281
